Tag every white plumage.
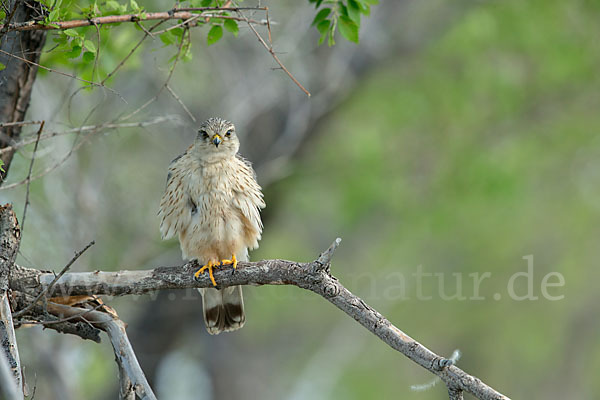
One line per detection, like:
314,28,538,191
158,118,265,334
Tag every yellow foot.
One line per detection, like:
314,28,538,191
194,260,221,286
221,254,238,269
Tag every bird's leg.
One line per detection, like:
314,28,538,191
221,254,238,269
194,260,221,286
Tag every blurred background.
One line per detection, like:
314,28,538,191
1,0,599,398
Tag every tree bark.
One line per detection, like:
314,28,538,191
0,0,46,182
0,204,23,398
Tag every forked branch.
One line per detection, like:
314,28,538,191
11,238,510,400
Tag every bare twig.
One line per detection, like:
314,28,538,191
151,15,200,35
102,20,166,85
13,240,95,318
0,112,179,191
0,121,43,128
11,239,510,400
119,27,188,121
0,115,178,157
20,121,44,236
36,301,105,325
0,128,96,190
166,85,196,123
135,21,155,38
0,49,118,94
237,8,311,96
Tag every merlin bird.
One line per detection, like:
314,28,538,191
158,117,265,334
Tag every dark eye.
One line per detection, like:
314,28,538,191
225,129,233,137
199,130,209,139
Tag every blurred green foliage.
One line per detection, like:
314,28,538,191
253,0,600,398
33,0,373,83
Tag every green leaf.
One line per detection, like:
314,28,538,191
316,19,330,35
347,0,361,25
338,15,359,43
0,10,7,20
82,51,95,63
66,45,82,58
0,160,4,173
363,0,378,4
201,0,212,6
48,9,59,21
83,39,96,52
53,35,68,44
0,62,5,71
159,32,174,45
316,19,330,45
311,8,331,26
338,4,348,17
170,27,184,39
106,0,121,10
223,19,239,37
63,29,79,37
207,25,223,46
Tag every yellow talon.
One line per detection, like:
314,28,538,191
221,254,237,269
194,260,221,286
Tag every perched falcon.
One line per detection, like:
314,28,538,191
158,118,265,334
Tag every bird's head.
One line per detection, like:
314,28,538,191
194,117,240,161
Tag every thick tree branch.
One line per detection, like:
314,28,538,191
10,239,510,400
47,302,157,400
0,0,46,182
0,204,22,398
0,347,21,400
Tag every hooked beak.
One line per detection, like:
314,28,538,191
212,134,222,147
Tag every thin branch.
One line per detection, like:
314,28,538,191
13,241,95,318
47,303,157,400
166,85,196,123
20,121,44,236
119,26,188,121
173,7,267,12
0,115,178,157
135,21,155,38
238,8,311,97
102,20,166,85
0,10,269,32
151,15,200,35
0,129,97,190
0,121,43,128
11,239,510,400
0,49,118,94
0,113,178,191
